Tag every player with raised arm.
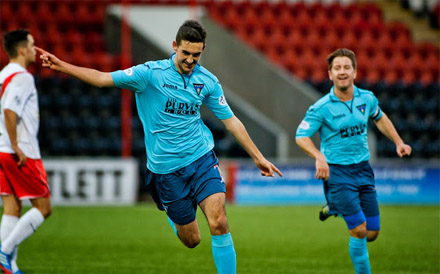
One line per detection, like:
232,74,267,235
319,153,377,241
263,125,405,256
296,48,411,273
37,20,282,273
0,29,52,274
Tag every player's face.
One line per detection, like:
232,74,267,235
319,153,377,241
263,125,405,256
173,40,204,74
328,56,356,92
24,34,36,64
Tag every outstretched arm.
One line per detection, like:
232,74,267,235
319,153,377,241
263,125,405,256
296,137,329,181
374,112,411,157
36,47,114,88
221,116,282,177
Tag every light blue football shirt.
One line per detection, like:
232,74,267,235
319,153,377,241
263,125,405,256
111,54,234,174
296,86,382,165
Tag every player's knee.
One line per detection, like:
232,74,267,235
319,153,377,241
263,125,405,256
34,204,52,219
209,215,229,235
367,231,379,242
350,224,367,239
182,233,201,248
8,205,22,217
43,207,52,219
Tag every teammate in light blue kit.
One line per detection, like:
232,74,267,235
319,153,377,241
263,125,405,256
37,20,282,274
296,49,411,274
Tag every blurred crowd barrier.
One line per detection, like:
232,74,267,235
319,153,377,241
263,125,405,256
221,161,440,205
44,158,138,205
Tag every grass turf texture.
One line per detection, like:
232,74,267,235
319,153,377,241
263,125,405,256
5,205,439,274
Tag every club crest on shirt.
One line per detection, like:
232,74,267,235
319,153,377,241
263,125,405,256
124,68,133,76
218,95,227,106
299,120,310,130
193,83,204,95
356,104,366,115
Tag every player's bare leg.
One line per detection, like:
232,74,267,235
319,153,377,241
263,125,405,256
1,196,22,218
367,230,379,242
199,193,229,235
348,222,371,274
30,197,52,219
1,197,51,272
200,192,236,274
174,219,201,248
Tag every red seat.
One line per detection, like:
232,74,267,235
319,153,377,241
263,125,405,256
94,52,115,72
371,51,388,75
376,32,394,56
265,47,283,67
65,29,84,49
322,30,341,53
363,2,382,18
75,3,95,27
249,28,267,53
269,28,288,55
54,1,75,27
235,0,252,16
420,70,435,86
52,44,72,64
241,8,259,32
17,3,34,25
292,67,308,81
341,30,359,51
407,52,424,73
365,69,381,85
253,1,270,17
280,48,298,73
45,25,63,50
331,11,348,36
35,2,55,25
387,21,410,39
384,70,399,85
351,12,370,34
235,27,251,44
314,9,331,36
87,31,106,53
285,29,305,55
357,32,376,57
0,2,15,24
418,42,439,58
402,70,416,86
71,46,93,68
222,7,241,32
272,1,289,18
310,66,328,85
389,52,406,76
260,8,277,35
278,8,295,34
367,12,386,37
295,10,313,36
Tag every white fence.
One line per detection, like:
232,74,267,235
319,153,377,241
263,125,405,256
44,158,139,205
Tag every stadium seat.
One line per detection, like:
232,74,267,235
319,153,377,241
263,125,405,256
54,1,75,27
3,0,437,159
260,8,277,35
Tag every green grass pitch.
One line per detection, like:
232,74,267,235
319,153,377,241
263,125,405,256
6,205,439,273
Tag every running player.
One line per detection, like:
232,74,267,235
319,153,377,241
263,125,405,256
296,48,411,274
37,20,282,273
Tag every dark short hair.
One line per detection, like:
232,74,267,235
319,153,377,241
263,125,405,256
175,20,206,46
327,48,357,71
2,29,31,58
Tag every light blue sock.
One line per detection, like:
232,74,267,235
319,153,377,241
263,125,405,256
349,236,371,274
211,232,236,274
167,217,178,236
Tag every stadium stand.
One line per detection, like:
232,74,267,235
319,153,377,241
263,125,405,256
0,0,438,159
